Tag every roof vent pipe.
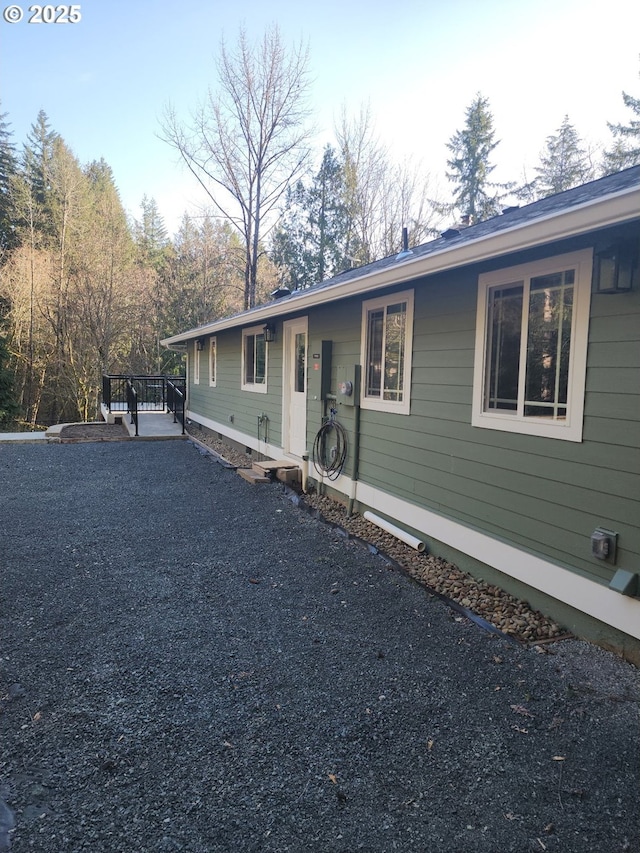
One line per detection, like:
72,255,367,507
395,226,414,261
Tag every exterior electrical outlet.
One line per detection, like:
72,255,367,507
591,527,618,562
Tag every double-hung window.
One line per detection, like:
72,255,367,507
193,341,200,385
241,325,267,393
360,289,414,414
209,337,217,387
472,249,592,441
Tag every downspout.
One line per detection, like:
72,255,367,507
347,366,362,517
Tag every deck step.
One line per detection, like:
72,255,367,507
237,468,271,485
252,459,299,474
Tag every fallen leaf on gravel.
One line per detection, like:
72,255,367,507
510,704,535,718
328,773,338,784
511,725,529,734
249,578,260,584
427,739,434,751
552,755,566,761
222,740,234,749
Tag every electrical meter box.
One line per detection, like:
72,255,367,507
336,364,361,407
308,340,332,401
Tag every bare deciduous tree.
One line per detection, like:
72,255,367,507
161,25,313,309
335,104,440,263
335,104,388,265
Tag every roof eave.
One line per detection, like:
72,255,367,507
161,183,640,347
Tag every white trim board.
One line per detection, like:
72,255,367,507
186,410,284,463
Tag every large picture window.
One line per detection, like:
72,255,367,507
360,290,414,414
241,326,267,393
472,249,592,441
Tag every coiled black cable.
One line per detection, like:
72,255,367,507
312,415,348,481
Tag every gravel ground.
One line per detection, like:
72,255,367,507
0,439,638,853
186,429,566,645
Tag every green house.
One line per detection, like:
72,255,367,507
163,166,640,659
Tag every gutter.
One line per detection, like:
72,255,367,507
161,183,640,347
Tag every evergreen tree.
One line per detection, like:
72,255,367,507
535,115,594,197
21,110,59,242
133,195,170,270
0,296,19,428
271,145,350,289
445,93,503,222
603,61,640,173
0,106,18,254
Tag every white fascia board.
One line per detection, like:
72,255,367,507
162,185,640,347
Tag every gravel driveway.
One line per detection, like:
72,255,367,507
1,440,638,852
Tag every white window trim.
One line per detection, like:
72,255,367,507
359,289,414,415
241,324,268,394
193,341,200,385
209,337,217,387
472,248,593,442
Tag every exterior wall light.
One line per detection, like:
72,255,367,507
196,338,205,351
593,244,635,293
263,323,276,343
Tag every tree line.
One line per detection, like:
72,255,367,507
1,26,638,430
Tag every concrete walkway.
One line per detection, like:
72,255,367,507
0,412,185,443
121,411,186,439
0,429,48,442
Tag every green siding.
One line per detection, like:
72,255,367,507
309,237,640,590
187,329,284,447
183,226,640,596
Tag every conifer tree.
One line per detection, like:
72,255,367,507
535,115,594,197
0,106,18,254
271,145,350,289
0,296,19,428
133,195,170,270
603,61,640,173
445,93,503,222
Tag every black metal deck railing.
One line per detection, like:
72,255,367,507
102,374,186,436
125,378,138,436
166,377,186,434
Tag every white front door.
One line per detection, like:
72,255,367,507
283,317,308,457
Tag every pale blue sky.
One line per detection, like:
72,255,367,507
2,0,639,234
